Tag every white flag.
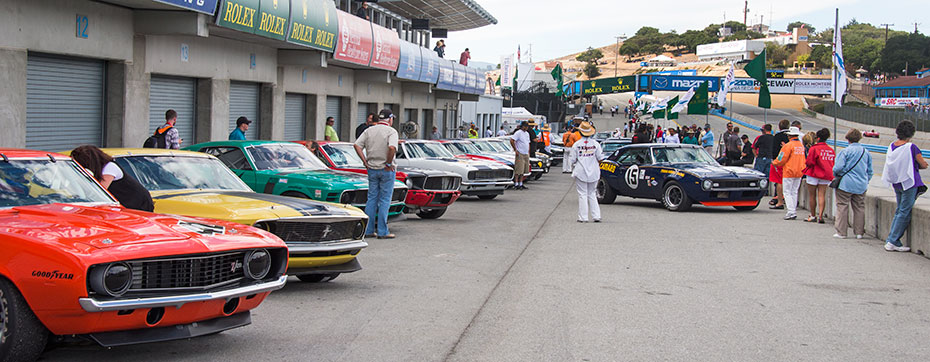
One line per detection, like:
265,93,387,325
716,63,735,106
671,87,696,114
647,97,671,113
500,55,514,89
832,25,847,106
637,101,646,111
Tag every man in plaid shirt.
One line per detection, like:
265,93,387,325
160,109,181,149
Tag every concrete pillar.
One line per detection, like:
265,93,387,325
260,69,284,140
196,78,230,143
304,94,318,141
341,96,355,141
108,35,150,148
0,48,27,148
310,94,326,141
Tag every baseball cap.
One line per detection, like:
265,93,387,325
378,109,394,120
236,117,251,126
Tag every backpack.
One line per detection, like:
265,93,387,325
143,126,172,148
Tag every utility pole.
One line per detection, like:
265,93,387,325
743,1,749,27
880,23,894,43
916,22,922,34
615,36,623,77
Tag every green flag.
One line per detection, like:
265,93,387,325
688,81,709,115
495,75,501,86
744,49,771,109
513,67,519,90
551,64,564,97
653,107,665,119
666,96,679,120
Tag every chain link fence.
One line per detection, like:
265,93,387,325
823,103,930,131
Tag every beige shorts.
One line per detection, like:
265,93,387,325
514,153,530,175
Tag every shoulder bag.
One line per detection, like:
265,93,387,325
829,148,865,189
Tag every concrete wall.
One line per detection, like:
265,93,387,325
0,49,26,148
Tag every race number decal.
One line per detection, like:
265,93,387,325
625,165,639,189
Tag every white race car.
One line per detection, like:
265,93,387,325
396,140,514,199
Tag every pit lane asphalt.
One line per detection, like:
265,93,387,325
43,172,930,361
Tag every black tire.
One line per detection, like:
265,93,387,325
477,195,497,200
296,274,339,283
734,202,760,211
0,278,48,362
533,173,542,180
281,191,309,199
416,208,447,219
661,181,692,211
596,177,617,204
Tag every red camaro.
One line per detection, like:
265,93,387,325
0,149,288,360
296,141,462,219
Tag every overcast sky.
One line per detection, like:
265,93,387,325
443,0,927,65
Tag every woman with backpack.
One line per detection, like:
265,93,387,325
70,145,155,212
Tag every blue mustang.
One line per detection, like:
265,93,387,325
597,144,768,211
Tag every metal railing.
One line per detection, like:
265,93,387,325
823,103,930,131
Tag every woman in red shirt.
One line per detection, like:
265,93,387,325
803,128,836,223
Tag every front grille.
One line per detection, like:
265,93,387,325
341,189,407,204
423,176,461,191
129,252,245,292
712,180,758,189
468,169,513,181
262,220,362,243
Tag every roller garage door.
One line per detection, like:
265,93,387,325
26,54,105,151
325,96,342,136
149,75,196,146
357,103,370,127
229,82,260,140
283,93,306,141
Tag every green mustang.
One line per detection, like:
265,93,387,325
184,140,407,218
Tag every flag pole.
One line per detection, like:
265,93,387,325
833,8,839,152
763,49,768,125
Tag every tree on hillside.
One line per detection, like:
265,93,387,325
583,63,601,78
576,47,603,78
787,21,815,34
636,27,661,37
765,42,790,68
681,29,718,53
815,22,910,74
809,45,832,68
619,42,641,57
879,32,930,75
640,44,666,56
723,30,764,42
723,21,747,34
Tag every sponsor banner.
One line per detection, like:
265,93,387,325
878,98,920,107
254,0,289,40
369,23,400,71
286,0,338,52
418,48,440,84
582,76,636,95
333,10,372,66
794,79,832,95
500,55,514,89
467,67,481,94
452,63,468,93
396,41,423,81
155,0,219,14
436,60,455,90
216,0,261,34
651,75,720,92
729,77,795,94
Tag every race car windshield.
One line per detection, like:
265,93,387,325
652,147,717,164
602,141,631,155
472,140,500,153
247,144,328,171
444,142,482,156
490,140,513,152
322,144,366,168
405,142,455,159
0,159,115,208
114,156,252,191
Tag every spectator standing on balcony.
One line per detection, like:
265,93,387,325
833,129,873,239
802,128,835,224
355,2,369,20
459,48,470,66
354,109,399,239
434,40,445,58
882,120,929,252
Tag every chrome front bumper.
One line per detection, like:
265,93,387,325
287,240,369,254
78,275,289,312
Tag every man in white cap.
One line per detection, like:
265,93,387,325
570,121,605,222
771,126,806,220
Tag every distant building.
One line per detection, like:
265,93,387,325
873,71,930,107
697,40,765,62
647,55,676,67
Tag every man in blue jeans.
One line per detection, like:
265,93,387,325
752,124,775,176
354,109,399,239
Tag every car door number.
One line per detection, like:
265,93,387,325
625,165,640,189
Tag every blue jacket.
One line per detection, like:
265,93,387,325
229,128,246,140
701,130,714,147
832,143,873,195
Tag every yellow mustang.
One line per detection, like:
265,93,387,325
65,148,369,283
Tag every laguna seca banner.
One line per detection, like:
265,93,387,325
729,77,795,94
369,23,400,71
878,98,920,107
452,63,468,93
333,10,372,66
396,41,423,81
418,48,440,84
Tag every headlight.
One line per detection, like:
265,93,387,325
353,221,366,239
405,178,413,188
702,180,713,191
243,249,271,280
759,179,769,188
90,262,132,297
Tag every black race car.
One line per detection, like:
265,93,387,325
597,144,768,211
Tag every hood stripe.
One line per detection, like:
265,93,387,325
153,191,347,216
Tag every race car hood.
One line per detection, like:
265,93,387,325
149,189,357,226
0,203,283,252
274,169,373,188
411,157,510,171
397,166,459,178
667,163,766,179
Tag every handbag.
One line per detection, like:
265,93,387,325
829,148,865,189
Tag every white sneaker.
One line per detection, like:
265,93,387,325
833,234,846,239
885,243,911,252
856,235,864,239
